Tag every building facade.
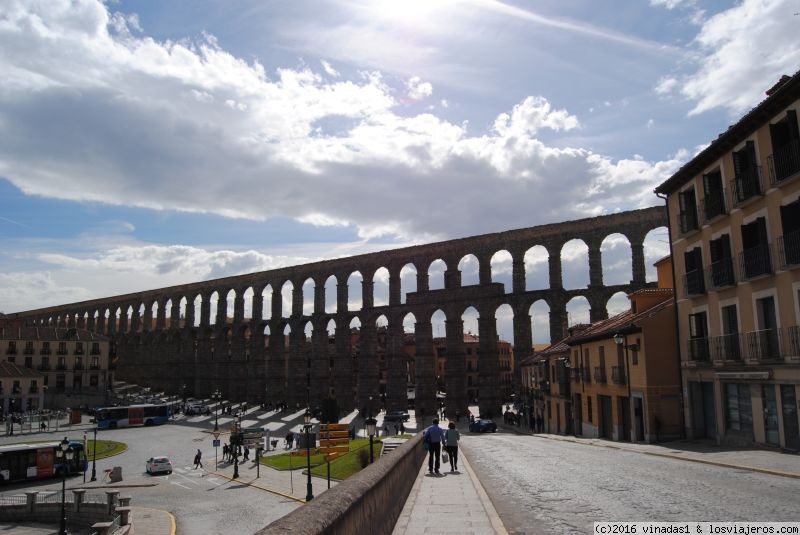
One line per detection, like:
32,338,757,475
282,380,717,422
0,319,112,410
655,70,800,450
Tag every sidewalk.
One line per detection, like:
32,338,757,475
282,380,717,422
501,422,800,479
392,449,508,535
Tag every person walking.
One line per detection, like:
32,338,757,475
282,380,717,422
193,448,203,469
423,418,445,475
444,421,461,472
222,443,229,462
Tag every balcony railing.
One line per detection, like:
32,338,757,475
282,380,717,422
700,190,728,222
731,166,763,206
683,268,706,296
707,258,736,289
695,326,800,362
56,364,67,371
570,368,582,382
23,347,34,355
90,365,101,370
40,348,51,355
5,348,17,355
74,364,84,371
779,230,800,269
739,243,773,280
90,348,101,355
37,365,51,371
687,337,710,362
611,366,626,385
768,140,800,185
593,366,607,384
581,367,592,383
709,333,742,361
29,387,39,394
56,349,67,355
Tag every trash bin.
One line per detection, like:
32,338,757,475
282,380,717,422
109,466,123,482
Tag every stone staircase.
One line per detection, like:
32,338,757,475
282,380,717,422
380,438,408,457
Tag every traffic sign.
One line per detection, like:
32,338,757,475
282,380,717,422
212,431,220,439
213,439,220,447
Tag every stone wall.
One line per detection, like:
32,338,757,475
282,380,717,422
256,434,425,535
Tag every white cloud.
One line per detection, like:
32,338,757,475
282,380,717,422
320,59,339,77
656,0,800,116
406,76,433,100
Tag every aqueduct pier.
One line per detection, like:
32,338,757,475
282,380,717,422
12,206,667,419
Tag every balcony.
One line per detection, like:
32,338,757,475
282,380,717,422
40,348,51,355
779,230,800,269
29,387,39,394
74,364,84,371
37,364,51,371
90,365,101,371
74,349,84,356
23,347,34,355
581,367,592,383
687,337,710,363
683,268,706,297
739,243,773,280
700,190,728,222
709,333,742,361
768,140,800,185
570,368,582,382
5,348,17,355
56,364,67,371
611,366,626,385
731,166,764,206
707,258,736,289
56,350,68,356
744,328,782,361
593,366,607,384
90,348,101,356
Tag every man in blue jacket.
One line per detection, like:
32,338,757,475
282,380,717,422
423,418,445,475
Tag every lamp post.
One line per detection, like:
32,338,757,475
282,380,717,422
232,414,241,479
365,416,377,464
304,409,313,502
56,436,73,535
90,427,98,481
613,332,635,441
212,389,222,432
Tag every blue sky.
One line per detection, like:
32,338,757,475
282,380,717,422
1,0,799,343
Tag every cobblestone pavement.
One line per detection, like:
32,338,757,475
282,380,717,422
461,431,800,535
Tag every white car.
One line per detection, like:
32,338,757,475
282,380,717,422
146,456,173,475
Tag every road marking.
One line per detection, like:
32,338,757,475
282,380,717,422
170,481,191,489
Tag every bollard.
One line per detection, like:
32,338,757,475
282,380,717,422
72,489,86,512
105,490,119,515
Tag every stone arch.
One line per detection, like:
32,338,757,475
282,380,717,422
601,233,632,285
280,281,293,318
324,275,338,314
208,291,219,326
643,226,670,283
529,299,551,344
458,254,480,286
566,295,590,327
242,287,254,320
400,263,417,304
562,239,590,289
348,271,363,311
607,290,629,317
302,277,315,316
428,259,446,291
372,267,390,307
524,245,549,291
261,284,274,320
490,249,513,292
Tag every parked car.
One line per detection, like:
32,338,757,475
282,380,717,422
186,403,210,415
469,419,497,433
383,411,410,422
146,456,173,475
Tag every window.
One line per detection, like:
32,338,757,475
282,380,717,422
56,374,65,390
12,381,20,394
702,169,727,221
755,296,779,359
768,110,800,183
41,341,50,355
688,312,709,361
779,198,800,267
57,341,67,355
709,234,735,287
683,247,705,295
720,305,741,360
24,357,32,368
725,383,753,432
91,356,99,370
57,356,66,370
90,375,99,387
587,396,593,423
732,141,761,203
632,339,640,365
75,342,83,355
740,217,772,278
24,341,34,354
679,187,699,233
6,341,16,355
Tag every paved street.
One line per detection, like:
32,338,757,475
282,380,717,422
461,432,800,535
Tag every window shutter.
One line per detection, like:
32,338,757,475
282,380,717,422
788,110,800,142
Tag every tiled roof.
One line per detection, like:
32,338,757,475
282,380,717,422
0,360,43,378
0,325,108,341
567,298,673,346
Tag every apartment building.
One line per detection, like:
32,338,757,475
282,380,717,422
0,319,112,410
655,70,800,450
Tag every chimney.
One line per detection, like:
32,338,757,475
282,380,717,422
766,75,790,96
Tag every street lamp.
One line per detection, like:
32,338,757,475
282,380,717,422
365,416,377,464
56,437,73,535
90,427,98,482
304,409,314,502
212,389,222,432
232,413,241,479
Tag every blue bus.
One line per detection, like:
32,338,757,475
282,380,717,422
0,440,87,484
95,404,171,429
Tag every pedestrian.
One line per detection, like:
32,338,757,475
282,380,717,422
222,443,229,462
285,430,294,450
243,445,250,461
423,418,445,475
444,421,461,472
394,423,399,435
194,448,203,469
400,422,405,434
